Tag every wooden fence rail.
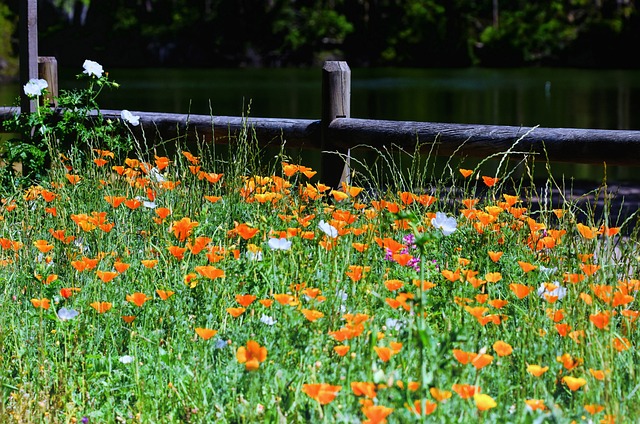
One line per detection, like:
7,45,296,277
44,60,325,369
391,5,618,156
3,106,639,167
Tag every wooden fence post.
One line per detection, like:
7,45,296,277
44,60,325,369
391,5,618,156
19,0,39,114
321,61,351,188
38,57,58,107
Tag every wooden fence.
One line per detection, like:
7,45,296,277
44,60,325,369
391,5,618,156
2,0,640,186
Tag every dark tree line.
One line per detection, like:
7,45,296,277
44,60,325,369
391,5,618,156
1,0,639,76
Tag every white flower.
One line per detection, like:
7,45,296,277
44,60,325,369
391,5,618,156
149,167,166,183
135,196,156,209
260,315,276,326
23,79,48,97
120,109,140,126
268,237,292,251
431,212,457,236
537,282,567,300
246,250,263,261
385,318,403,331
118,355,134,364
318,220,338,238
82,59,104,78
539,265,558,276
57,307,79,321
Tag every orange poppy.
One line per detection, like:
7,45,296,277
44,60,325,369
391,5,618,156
518,261,537,273
30,298,51,310
333,345,350,356
452,384,481,399
114,261,130,273
441,269,461,283
351,381,377,398
430,387,452,402
33,239,54,253
227,307,246,317
612,337,631,352
168,245,187,260
65,174,81,185
273,293,295,305
156,290,175,300
187,237,212,255
589,368,608,381
555,323,571,337
584,404,605,414
384,279,404,291
126,292,150,307
236,340,268,371
524,399,546,411
459,169,473,178
235,294,256,307
408,399,437,416
493,340,513,356
171,217,199,241
526,364,549,377
301,383,342,405
181,151,199,164
90,301,112,313
104,196,126,208
485,272,502,283
580,264,601,276
194,265,225,280
135,258,157,269
590,311,610,329
346,265,369,282
59,287,80,299
374,346,393,362
562,376,587,391
123,198,141,210
474,393,497,411
301,309,324,322
362,405,393,423
481,176,499,187
488,251,503,262
488,299,508,309
195,327,218,340
557,353,582,371
509,283,533,299
96,270,118,283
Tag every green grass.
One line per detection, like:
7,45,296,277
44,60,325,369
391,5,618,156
0,127,638,424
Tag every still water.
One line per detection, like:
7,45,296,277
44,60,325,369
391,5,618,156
2,67,639,179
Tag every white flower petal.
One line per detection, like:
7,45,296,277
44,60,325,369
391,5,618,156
431,212,457,236
23,79,48,97
118,355,134,364
120,109,140,126
82,59,104,78
260,315,276,326
318,220,338,238
57,307,79,321
268,237,292,251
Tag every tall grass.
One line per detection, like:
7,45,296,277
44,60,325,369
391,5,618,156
0,117,638,424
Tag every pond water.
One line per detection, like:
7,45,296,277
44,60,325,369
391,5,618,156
2,67,639,181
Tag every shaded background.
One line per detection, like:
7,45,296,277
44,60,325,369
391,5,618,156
1,0,640,81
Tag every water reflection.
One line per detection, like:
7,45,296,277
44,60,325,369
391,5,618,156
1,67,639,181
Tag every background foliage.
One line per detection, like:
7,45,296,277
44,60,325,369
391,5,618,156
0,0,639,75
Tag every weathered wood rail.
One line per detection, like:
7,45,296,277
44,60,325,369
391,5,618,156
2,106,638,167
3,0,640,185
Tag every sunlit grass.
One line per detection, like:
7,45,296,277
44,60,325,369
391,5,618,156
0,129,639,424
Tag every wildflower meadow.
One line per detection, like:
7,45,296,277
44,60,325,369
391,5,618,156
1,62,639,423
